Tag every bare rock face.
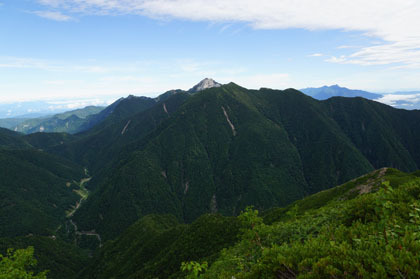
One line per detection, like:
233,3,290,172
188,78,222,93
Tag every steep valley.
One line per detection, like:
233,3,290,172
1,81,420,278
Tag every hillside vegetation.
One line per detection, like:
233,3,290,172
0,148,85,237
201,169,420,278
67,84,420,240
0,236,88,279
7,106,104,134
1,82,420,278
76,168,420,278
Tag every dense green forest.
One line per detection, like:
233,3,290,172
71,83,420,240
0,82,419,278
78,168,420,278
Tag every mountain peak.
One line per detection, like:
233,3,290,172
300,85,382,100
188,78,222,93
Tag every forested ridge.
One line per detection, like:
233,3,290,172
1,81,420,278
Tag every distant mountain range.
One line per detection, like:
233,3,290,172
1,78,420,278
300,85,382,100
0,97,119,119
301,85,420,109
0,106,104,134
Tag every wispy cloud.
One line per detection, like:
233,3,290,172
337,45,359,49
32,10,74,21
375,92,420,107
46,98,115,109
0,57,60,71
327,41,420,68
0,55,263,101
35,0,420,69
0,56,134,73
325,55,347,63
309,53,323,57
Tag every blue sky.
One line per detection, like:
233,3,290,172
1,0,420,105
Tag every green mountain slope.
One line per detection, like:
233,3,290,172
24,132,78,150
0,81,420,278
0,148,85,237
0,128,89,278
0,236,88,279
78,168,420,279
9,106,104,134
0,118,29,130
79,213,241,279
202,169,420,278
73,85,311,239
325,97,420,170
0,128,86,237
258,88,374,192
50,92,188,174
0,127,31,149
69,84,420,241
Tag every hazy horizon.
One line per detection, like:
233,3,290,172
1,1,420,105
1,79,420,119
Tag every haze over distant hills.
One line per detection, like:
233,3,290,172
0,98,117,119
5,106,104,134
301,85,420,109
300,85,382,100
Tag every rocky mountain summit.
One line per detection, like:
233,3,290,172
188,78,221,93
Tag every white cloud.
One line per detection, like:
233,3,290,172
328,41,420,68
375,92,420,107
36,0,420,68
43,80,67,85
0,56,133,73
0,57,60,71
32,10,74,21
337,45,359,49
47,98,115,109
309,53,323,57
325,56,347,63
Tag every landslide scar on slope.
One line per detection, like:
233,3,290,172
221,106,236,136
163,103,169,115
121,120,131,135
